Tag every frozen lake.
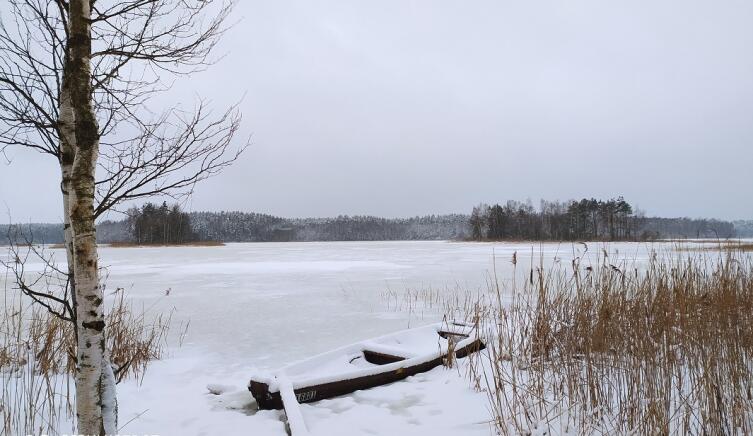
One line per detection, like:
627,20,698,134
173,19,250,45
5,240,681,367
5,241,697,366
1,240,732,435
95,242,664,364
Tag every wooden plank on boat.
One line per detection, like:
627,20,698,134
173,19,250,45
278,377,310,436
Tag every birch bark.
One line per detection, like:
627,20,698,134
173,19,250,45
59,68,77,339
67,0,116,433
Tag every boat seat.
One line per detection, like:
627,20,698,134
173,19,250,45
360,342,418,361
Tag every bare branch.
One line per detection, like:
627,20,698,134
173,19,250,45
95,100,247,217
0,0,245,213
1,227,75,323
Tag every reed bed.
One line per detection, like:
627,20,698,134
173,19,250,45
0,279,173,435
397,246,753,434
680,242,753,253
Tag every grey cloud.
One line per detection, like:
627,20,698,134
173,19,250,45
2,0,752,223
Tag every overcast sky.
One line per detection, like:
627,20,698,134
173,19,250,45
1,0,752,223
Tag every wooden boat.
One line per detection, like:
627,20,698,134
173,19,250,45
248,321,484,410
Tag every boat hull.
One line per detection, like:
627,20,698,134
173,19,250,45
249,337,484,410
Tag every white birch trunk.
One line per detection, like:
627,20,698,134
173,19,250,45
67,0,117,433
59,70,77,337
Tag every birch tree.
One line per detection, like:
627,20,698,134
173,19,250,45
66,2,111,429
0,0,242,433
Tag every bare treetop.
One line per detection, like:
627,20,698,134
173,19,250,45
0,0,245,215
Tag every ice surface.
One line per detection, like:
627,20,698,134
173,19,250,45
64,240,667,368
0,240,693,435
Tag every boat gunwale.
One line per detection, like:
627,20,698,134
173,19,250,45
260,323,475,390
249,322,485,410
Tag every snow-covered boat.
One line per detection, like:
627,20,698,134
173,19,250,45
248,321,484,410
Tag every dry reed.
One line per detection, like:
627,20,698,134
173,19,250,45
392,246,753,434
1,281,173,434
483,250,753,434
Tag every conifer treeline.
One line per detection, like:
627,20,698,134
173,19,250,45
125,202,195,244
469,197,736,241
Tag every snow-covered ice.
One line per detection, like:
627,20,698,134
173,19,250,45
1,240,679,435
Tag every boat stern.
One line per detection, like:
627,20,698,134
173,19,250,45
248,378,284,410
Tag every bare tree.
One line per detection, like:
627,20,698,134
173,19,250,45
0,0,244,433
0,0,243,215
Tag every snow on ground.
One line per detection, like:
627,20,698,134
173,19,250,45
301,363,489,436
116,351,285,436
105,348,490,436
1,240,685,435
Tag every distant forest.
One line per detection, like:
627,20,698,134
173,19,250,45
1,198,748,245
470,198,737,241
125,203,196,244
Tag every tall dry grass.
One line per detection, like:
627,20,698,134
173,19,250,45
477,248,753,434
393,245,753,434
0,281,173,435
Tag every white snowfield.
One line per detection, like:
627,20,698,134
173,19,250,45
1,240,692,435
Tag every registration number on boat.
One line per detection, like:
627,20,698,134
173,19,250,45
296,390,317,402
